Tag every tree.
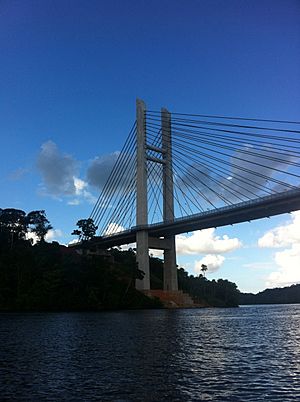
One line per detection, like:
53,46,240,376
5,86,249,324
26,210,52,242
72,218,98,239
201,264,208,277
0,208,27,246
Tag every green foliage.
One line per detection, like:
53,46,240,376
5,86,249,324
178,269,240,307
0,208,52,245
27,210,53,242
201,264,208,277
72,218,98,239
150,257,164,289
0,239,161,311
0,206,240,310
0,208,28,245
149,259,239,307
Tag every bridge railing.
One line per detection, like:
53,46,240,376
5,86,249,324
148,188,300,229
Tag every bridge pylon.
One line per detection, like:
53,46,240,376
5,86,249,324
135,99,178,291
135,99,150,290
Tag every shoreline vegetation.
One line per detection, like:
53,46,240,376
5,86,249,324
239,284,300,305
0,208,239,311
0,208,299,311
0,238,240,311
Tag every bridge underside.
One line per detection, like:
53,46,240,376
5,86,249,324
88,189,300,248
85,232,178,292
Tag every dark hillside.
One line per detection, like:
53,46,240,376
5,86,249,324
239,284,300,305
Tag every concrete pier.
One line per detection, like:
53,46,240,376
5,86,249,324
135,99,150,290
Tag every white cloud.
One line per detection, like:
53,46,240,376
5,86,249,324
258,211,300,248
82,190,97,204
26,228,63,244
68,199,81,206
68,238,80,245
176,228,241,255
257,211,300,288
45,229,63,242
149,249,163,258
175,229,241,275
37,142,97,205
243,262,273,271
72,176,97,205
99,226,240,274
104,222,125,235
266,244,300,288
194,255,225,273
74,177,87,194
26,232,39,244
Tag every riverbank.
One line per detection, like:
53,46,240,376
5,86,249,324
0,241,239,311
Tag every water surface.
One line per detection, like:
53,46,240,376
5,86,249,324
1,305,299,401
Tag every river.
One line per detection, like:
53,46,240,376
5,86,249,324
0,304,299,401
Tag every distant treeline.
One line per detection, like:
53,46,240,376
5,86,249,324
240,284,300,305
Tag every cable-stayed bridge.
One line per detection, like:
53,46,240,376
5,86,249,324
83,99,300,292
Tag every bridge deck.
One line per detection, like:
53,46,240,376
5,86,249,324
86,189,300,249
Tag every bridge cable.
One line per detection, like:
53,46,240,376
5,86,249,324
92,128,137,229
89,121,136,222
146,110,300,126
147,118,300,144
172,141,298,197
90,123,137,227
98,162,137,235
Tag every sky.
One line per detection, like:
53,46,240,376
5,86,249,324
1,0,300,293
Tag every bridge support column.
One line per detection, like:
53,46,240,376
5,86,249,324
136,230,150,290
162,107,178,291
135,99,150,290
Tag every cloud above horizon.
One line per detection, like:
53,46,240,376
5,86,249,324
68,177,97,205
86,152,120,189
27,228,63,244
194,255,225,274
176,228,241,274
258,211,300,288
258,211,300,248
9,167,29,181
37,141,96,204
176,144,295,207
227,145,294,198
37,141,78,196
176,228,241,255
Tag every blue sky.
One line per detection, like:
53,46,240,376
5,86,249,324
1,0,299,293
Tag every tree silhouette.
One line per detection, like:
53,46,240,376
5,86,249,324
27,210,53,242
72,218,98,239
201,264,208,277
0,208,27,246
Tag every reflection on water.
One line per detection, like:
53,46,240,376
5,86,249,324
0,305,300,401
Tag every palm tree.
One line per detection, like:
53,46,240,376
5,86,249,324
201,264,208,277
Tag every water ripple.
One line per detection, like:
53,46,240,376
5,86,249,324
0,305,300,401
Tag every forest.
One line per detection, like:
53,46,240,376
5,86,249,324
240,284,300,305
0,208,240,311
150,256,239,307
